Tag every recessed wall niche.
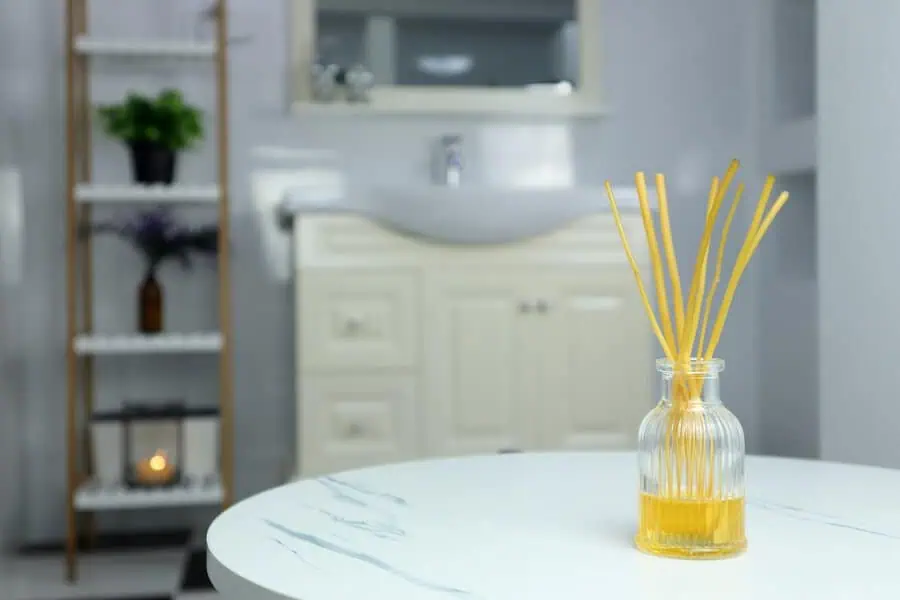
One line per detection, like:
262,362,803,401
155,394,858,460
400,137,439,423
758,173,818,459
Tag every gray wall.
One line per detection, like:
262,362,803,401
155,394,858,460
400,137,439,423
769,0,816,123
818,1,900,468
2,0,762,545
758,173,818,458
755,0,819,459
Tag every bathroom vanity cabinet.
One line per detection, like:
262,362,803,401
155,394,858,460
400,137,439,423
293,214,651,477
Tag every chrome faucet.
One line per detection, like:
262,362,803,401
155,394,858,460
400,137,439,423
433,134,463,187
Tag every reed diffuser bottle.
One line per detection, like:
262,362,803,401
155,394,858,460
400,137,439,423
637,359,745,557
606,160,789,559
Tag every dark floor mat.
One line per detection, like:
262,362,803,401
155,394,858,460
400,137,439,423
180,548,213,591
20,529,191,555
76,597,170,600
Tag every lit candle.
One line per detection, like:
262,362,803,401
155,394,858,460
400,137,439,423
135,449,176,485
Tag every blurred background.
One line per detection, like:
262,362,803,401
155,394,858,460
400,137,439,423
2,0,891,598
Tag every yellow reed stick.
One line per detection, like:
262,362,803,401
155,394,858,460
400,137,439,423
660,174,706,405
698,175,775,361
635,172,676,353
747,176,775,239
672,176,714,381
655,174,685,343
673,177,722,409
698,183,744,357
681,179,719,361
703,191,790,359
669,164,736,490
605,182,674,360
679,159,740,362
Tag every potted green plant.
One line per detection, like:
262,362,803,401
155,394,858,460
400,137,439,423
97,89,204,185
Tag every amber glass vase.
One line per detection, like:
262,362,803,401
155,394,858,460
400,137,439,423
138,271,163,334
635,358,746,559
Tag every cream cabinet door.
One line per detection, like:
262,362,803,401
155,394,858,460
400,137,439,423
298,269,418,370
299,374,419,477
422,270,540,457
538,268,652,450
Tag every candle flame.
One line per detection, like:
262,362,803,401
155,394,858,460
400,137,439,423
148,451,168,472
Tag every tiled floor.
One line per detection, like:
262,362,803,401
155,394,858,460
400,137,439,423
4,537,216,600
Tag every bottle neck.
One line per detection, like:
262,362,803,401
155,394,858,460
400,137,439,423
660,372,722,406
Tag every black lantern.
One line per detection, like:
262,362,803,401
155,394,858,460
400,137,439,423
90,402,220,489
121,402,185,488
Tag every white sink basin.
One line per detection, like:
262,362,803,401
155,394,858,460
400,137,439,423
280,183,641,244
357,185,639,245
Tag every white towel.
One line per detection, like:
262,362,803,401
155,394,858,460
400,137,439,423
250,146,344,282
0,166,23,284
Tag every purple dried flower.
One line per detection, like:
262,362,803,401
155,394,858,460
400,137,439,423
83,208,218,275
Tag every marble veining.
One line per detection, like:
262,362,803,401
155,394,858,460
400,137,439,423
320,476,409,507
317,477,368,508
265,520,471,597
264,475,471,595
270,537,316,567
314,476,407,539
749,499,900,541
308,505,405,540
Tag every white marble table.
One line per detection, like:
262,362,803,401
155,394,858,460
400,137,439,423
207,452,900,600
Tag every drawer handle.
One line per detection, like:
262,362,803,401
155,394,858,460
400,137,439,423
535,299,549,314
344,317,363,334
518,301,533,314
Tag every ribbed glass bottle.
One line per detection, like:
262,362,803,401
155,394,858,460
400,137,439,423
636,358,746,559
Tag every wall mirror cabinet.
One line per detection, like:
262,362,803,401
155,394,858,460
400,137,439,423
289,0,604,116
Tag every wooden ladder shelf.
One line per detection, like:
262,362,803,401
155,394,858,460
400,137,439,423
63,0,234,582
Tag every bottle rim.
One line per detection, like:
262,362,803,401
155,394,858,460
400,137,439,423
656,357,725,375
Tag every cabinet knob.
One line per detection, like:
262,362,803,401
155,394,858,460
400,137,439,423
518,301,533,313
345,422,364,438
344,317,362,334
535,300,549,313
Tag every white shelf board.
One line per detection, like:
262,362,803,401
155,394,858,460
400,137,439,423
76,183,220,204
73,332,223,356
764,115,816,174
74,476,223,511
74,36,216,58
292,101,609,118
291,86,608,118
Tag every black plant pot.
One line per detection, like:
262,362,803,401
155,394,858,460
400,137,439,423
129,141,177,185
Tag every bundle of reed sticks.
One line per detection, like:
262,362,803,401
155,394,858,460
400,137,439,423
605,159,788,407
608,160,787,501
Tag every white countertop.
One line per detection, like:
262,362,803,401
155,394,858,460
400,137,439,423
207,452,900,600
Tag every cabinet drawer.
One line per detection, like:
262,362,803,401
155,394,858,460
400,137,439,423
298,374,419,477
298,269,419,370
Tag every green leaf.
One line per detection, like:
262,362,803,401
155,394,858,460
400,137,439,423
96,89,205,150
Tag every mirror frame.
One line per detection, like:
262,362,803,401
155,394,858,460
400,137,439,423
289,0,604,116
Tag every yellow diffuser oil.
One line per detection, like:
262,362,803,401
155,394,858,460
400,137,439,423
606,160,789,559
638,494,745,558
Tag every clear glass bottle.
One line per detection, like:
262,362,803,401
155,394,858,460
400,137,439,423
636,358,746,559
